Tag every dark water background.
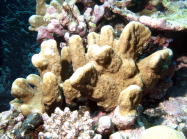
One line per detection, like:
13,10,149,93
0,0,39,112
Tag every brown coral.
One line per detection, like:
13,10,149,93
10,40,71,117
62,21,173,115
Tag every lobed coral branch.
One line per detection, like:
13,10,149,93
10,39,71,117
62,21,173,114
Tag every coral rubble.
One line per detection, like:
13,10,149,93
0,106,43,138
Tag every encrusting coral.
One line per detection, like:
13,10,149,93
62,21,173,117
10,40,71,117
102,0,187,31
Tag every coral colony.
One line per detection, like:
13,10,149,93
1,0,187,139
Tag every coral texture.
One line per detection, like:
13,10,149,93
28,0,64,31
62,21,173,116
101,0,187,31
10,40,71,117
0,106,24,137
0,106,43,138
36,1,110,44
140,125,186,139
2,0,187,138
96,116,114,135
38,107,102,139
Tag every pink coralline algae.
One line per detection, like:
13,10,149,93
47,19,66,36
29,0,187,47
138,16,184,31
38,107,102,139
112,106,137,130
29,0,187,50
101,0,187,31
143,95,187,137
161,97,187,117
96,116,115,135
37,1,111,44
37,26,54,44
91,105,143,135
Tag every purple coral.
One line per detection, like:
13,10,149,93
36,1,111,44
37,26,54,44
47,19,66,36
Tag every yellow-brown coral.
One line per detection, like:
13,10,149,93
10,40,71,117
62,21,173,116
